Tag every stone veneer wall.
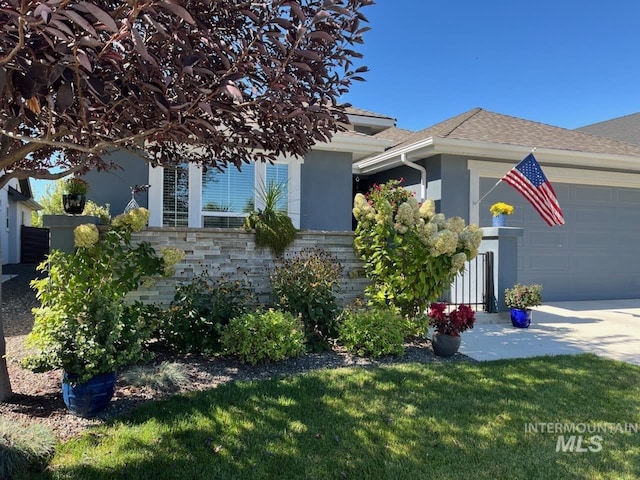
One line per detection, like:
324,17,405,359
128,228,369,307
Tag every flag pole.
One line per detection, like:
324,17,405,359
473,180,501,205
472,147,537,206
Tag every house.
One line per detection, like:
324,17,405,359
1,178,42,265
353,108,640,302
86,107,640,303
84,108,397,232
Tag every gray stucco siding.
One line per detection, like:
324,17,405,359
83,150,150,215
300,150,353,231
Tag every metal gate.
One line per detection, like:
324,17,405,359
442,251,496,312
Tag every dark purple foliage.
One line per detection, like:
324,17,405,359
0,0,374,187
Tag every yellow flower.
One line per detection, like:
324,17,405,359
490,202,514,216
74,224,99,248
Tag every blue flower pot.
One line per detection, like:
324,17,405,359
510,308,532,328
62,371,117,417
492,214,507,227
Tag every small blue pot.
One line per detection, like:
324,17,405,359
62,371,117,417
492,214,507,227
510,308,532,328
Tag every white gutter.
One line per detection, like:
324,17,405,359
355,136,640,175
401,152,426,201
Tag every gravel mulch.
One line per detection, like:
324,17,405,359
0,264,474,442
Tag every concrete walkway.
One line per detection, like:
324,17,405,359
460,299,640,365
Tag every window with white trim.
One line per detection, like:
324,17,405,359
162,163,189,227
153,159,300,229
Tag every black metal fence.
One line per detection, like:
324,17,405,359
441,251,496,312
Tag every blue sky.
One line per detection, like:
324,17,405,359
342,0,640,131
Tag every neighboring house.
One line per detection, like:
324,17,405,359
576,112,640,144
1,178,42,265
86,106,640,302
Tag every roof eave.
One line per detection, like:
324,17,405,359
314,132,394,161
353,137,640,174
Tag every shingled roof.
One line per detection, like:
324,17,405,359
345,106,396,121
576,112,640,145
385,108,640,158
373,126,414,144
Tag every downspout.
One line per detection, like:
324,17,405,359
401,153,427,201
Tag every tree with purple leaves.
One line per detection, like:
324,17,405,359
0,0,374,401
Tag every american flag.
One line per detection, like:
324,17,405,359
501,154,565,226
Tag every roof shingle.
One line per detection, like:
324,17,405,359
386,108,640,158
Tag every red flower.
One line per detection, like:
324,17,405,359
428,302,476,336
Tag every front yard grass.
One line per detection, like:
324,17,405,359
30,354,640,480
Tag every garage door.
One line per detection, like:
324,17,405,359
480,179,640,302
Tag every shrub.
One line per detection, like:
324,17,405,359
504,283,543,310
338,306,409,357
353,180,483,320
270,248,344,350
220,310,306,365
158,274,255,353
23,208,179,384
0,419,57,479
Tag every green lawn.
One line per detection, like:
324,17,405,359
31,354,640,480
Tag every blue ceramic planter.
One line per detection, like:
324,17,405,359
62,371,116,417
510,308,532,328
492,214,507,227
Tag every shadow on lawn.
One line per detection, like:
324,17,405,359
43,355,640,480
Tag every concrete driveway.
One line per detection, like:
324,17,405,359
460,299,640,365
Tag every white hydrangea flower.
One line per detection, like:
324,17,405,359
419,199,436,220
429,230,458,257
74,224,99,248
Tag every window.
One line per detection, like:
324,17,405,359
202,163,255,228
162,163,189,227
150,158,301,229
265,163,289,213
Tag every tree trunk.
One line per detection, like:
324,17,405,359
0,260,12,401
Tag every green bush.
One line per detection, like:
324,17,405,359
158,274,255,353
270,248,344,351
353,180,483,320
338,306,410,357
24,208,181,383
220,310,306,365
0,419,57,479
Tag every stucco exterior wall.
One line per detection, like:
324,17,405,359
300,150,354,231
83,150,150,215
127,228,369,307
